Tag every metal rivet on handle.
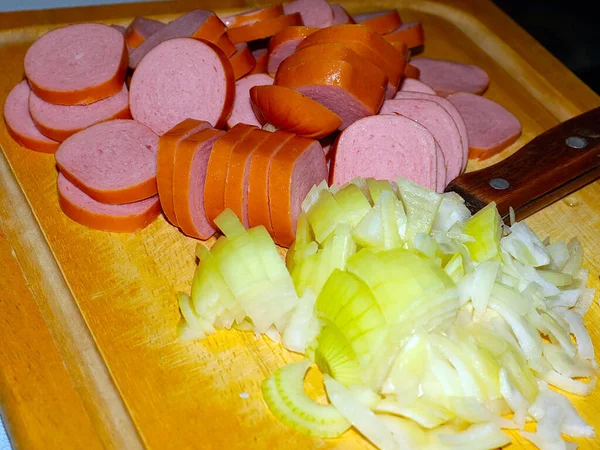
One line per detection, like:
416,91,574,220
566,136,588,149
489,178,510,190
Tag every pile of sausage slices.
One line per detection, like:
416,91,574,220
2,0,522,247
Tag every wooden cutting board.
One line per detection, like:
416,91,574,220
1,1,599,448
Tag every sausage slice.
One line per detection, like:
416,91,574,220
130,38,235,135
354,10,402,34
129,10,226,69
172,128,224,239
247,130,295,233
250,85,342,138
228,73,274,128
230,43,256,80
447,92,522,160
268,26,318,75
3,81,59,153
248,48,269,74
399,78,436,95
330,4,355,25
55,119,159,204
29,83,130,142
331,114,439,191
269,136,328,247
223,5,284,28
384,22,425,50
24,24,128,105
125,17,165,50
157,119,212,226
404,63,420,79
215,33,237,57
283,0,334,28
58,173,160,232
226,13,303,44
410,58,490,96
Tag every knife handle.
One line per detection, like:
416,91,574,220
446,106,600,222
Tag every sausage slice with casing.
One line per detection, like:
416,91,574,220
129,38,234,135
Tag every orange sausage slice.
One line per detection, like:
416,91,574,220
157,119,212,226
250,85,342,138
230,43,256,80
226,13,302,44
173,128,224,239
269,136,329,247
248,48,269,74
224,129,272,227
384,22,425,49
125,17,165,50
267,26,318,75
354,10,402,34
204,123,257,226
404,63,420,79
215,32,237,57
223,4,284,28
298,24,406,97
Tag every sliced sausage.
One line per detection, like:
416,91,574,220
226,13,302,44
247,130,295,233
111,24,127,35
410,58,490,96
130,38,234,135
384,22,424,50
394,91,469,171
24,24,128,105
267,26,318,75
58,173,160,232
3,80,59,153
330,4,355,25
228,73,274,128
250,85,342,138
156,119,212,226
29,83,130,142
224,129,272,227
354,10,402,34
298,24,406,98
283,0,333,28
275,43,387,129
404,63,420,79
381,98,463,185
129,10,226,69
248,48,269,74
223,5,284,28
330,114,439,192
447,92,522,160
125,17,165,50
399,78,436,95
204,124,257,226
172,128,224,239
55,119,159,204
216,33,237,57
230,43,256,80
269,136,328,247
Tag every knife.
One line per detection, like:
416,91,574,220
445,106,600,223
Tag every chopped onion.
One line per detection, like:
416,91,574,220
437,422,510,449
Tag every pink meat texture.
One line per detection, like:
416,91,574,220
268,38,305,75
283,0,333,28
399,78,436,95
331,114,439,191
55,119,159,203
228,74,274,128
409,58,490,96
128,17,165,40
447,91,522,159
129,38,234,135
3,80,59,152
29,83,130,141
330,4,354,25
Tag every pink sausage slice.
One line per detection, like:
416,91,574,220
330,4,355,25
331,114,439,191
57,173,160,232
381,98,462,185
283,0,333,28
24,24,128,105
129,10,225,69
129,38,235,135
125,17,165,49
409,58,490,97
447,92,522,160
394,91,468,172
55,119,159,204
399,78,436,95
227,73,274,128
29,83,130,142
3,80,59,153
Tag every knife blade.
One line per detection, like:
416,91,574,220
445,106,600,223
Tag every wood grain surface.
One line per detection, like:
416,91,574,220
0,1,599,449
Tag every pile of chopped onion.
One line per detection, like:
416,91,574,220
178,177,597,450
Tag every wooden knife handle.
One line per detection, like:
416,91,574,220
445,106,600,222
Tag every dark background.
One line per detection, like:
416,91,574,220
493,0,599,94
